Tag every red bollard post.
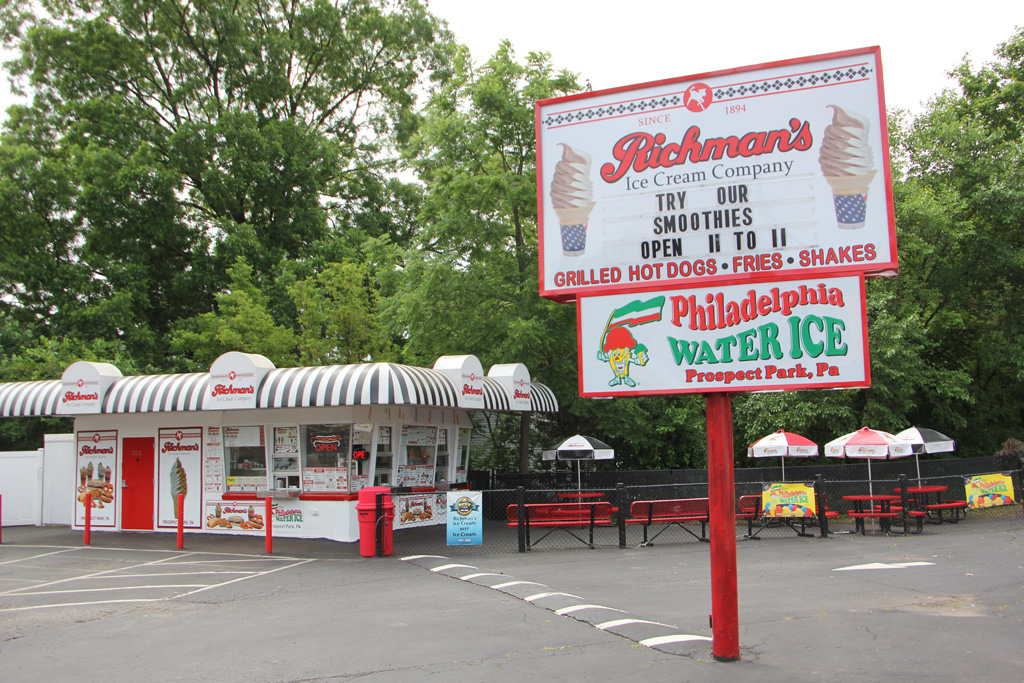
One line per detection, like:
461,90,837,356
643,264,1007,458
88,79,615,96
84,492,92,546
177,493,185,549
265,497,272,554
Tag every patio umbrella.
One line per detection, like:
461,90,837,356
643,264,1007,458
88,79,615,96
747,430,818,480
542,435,615,490
894,427,955,481
825,427,913,496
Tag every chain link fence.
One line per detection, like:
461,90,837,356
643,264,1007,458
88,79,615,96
390,459,1024,555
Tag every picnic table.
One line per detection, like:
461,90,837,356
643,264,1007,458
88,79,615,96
894,484,968,523
844,494,901,534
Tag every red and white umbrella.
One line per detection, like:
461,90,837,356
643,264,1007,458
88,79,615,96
748,430,818,480
825,427,913,494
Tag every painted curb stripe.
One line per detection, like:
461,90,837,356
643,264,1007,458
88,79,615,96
595,618,674,630
555,604,627,615
640,635,713,647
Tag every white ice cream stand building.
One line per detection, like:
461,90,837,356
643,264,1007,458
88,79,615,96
0,352,557,542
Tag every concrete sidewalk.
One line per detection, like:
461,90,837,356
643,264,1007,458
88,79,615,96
2,524,1023,681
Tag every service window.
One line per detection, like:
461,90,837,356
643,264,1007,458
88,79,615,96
350,423,372,491
374,426,393,486
455,427,471,483
434,428,449,486
397,425,436,487
300,424,351,493
271,425,300,490
224,426,267,490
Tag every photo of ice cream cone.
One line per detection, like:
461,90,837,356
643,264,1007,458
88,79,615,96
819,105,876,230
170,457,187,519
550,144,595,256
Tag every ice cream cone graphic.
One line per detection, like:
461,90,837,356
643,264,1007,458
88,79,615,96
170,458,187,519
819,105,876,230
550,144,595,256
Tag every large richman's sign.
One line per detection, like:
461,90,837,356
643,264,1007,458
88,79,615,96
577,274,868,395
537,47,895,301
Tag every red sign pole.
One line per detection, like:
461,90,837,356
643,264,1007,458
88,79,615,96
706,392,739,661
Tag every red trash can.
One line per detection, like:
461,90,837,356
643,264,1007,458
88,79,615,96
356,486,395,557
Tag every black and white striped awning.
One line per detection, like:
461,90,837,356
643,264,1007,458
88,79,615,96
530,383,559,413
481,377,510,411
103,373,209,413
0,364,558,415
0,380,62,417
257,363,459,408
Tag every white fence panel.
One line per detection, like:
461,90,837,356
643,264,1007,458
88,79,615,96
0,450,43,526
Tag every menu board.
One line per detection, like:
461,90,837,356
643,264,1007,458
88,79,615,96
204,427,225,492
397,464,435,488
225,476,265,490
224,426,264,447
273,426,299,454
401,425,436,447
301,467,348,492
353,423,373,443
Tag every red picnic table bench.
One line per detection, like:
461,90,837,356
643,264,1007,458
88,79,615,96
506,501,616,550
625,498,709,545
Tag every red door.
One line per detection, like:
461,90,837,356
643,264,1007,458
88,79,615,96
121,437,155,530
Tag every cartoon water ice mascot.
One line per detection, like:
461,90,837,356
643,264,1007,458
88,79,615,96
595,295,665,388
598,326,649,387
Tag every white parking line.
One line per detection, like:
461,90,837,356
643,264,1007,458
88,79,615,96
0,553,196,596
0,548,81,566
176,559,314,597
0,598,166,613
13,585,207,596
82,571,258,579
0,547,315,612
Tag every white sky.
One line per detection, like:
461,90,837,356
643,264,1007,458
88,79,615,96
0,2,1019,118
429,0,1023,115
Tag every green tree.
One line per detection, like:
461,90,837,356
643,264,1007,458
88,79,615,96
0,336,139,450
289,262,394,365
169,258,297,368
0,0,450,365
383,43,582,471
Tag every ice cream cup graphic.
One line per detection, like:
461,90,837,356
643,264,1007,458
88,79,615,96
825,171,877,229
819,105,876,230
555,202,596,256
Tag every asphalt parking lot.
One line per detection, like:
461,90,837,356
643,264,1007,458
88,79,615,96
2,525,1023,682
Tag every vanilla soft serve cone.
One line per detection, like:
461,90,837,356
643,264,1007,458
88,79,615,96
819,105,876,229
170,457,187,519
550,143,595,255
